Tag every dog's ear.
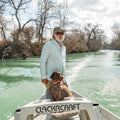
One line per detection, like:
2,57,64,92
50,72,55,79
50,72,57,80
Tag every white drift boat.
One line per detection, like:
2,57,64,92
10,91,120,120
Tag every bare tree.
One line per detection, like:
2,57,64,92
0,0,9,41
111,23,120,50
84,23,105,51
55,0,70,29
36,0,55,44
0,2,4,14
0,16,8,41
63,24,89,53
1,0,36,42
112,23,120,37
19,26,35,45
0,0,7,14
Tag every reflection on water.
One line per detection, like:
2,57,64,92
0,50,120,120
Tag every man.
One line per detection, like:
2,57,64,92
40,26,67,100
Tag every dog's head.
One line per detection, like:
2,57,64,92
50,71,63,84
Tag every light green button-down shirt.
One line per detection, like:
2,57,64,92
40,39,66,82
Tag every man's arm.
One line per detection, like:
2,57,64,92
40,42,51,84
62,47,67,86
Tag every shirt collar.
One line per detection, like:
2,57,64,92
52,39,63,49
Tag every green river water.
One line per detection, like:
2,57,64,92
0,50,120,120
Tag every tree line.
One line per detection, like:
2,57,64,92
1,0,118,60
110,23,120,50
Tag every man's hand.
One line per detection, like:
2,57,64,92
42,79,48,85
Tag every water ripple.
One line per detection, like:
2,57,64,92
101,79,120,96
66,56,92,84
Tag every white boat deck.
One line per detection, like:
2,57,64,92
10,91,120,120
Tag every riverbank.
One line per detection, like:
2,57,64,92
0,38,102,60
0,41,43,60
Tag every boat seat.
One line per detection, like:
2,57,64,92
48,110,80,120
46,114,80,120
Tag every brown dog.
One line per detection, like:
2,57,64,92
50,71,74,101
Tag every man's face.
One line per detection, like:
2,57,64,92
53,30,65,42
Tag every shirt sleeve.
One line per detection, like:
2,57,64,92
63,47,66,83
40,42,51,79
